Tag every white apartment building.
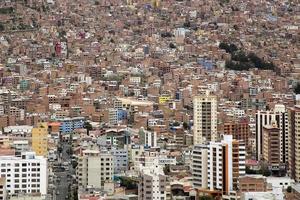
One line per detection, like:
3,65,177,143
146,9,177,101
192,135,245,195
77,150,114,190
144,131,157,148
0,152,47,196
108,108,118,125
138,161,167,200
193,91,217,144
0,177,6,200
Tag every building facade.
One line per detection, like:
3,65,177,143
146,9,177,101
0,152,47,196
31,123,48,157
193,91,217,144
77,150,114,189
255,104,288,162
192,135,245,195
138,163,167,200
262,124,281,170
288,105,300,182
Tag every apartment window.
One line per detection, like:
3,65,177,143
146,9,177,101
0,169,5,173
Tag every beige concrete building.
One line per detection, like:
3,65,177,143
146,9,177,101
0,177,6,200
77,149,114,189
193,91,217,144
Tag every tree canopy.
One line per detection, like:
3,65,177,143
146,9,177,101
294,83,300,94
219,42,276,71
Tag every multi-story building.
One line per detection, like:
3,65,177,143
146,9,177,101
0,151,47,196
138,162,167,200
288,105,300,182
77,150,114,189
31,123,48,157
108,109,118,125
111,149,128,174
58,117,85,133
193,91,217,144
255,104,288,162
12,140,29,157
223,118,249,147
238,175,267,193
192,135,245,196
0,177,6,200
139,128,157,148
262,124,281,170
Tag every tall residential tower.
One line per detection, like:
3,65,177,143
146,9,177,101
193,91,217,144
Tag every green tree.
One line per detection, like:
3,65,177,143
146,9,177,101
119,177,138,190
172,121,180,127
72,160,78,169
0,23,4,31
287,186,292,193
169,43,176,49
163,165,170,175
199,196,213,200
294,83,300,94
83,121,93,136
183,122,189,130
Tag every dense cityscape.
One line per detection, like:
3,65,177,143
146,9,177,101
0,0,299,199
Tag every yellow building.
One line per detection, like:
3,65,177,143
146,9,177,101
31,123,48,157
159,95,171,104
152,0,161,8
